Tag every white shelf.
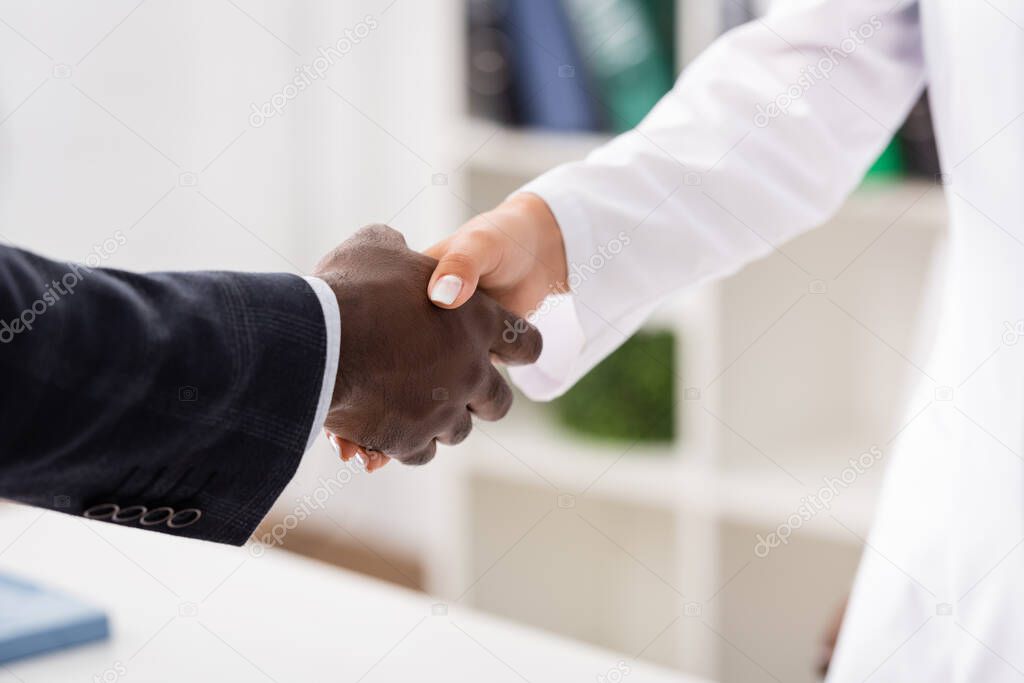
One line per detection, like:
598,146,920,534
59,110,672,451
461,410,880,541
461,405,683,504
463,122,611,179
712,460,880,540
846,179,947,226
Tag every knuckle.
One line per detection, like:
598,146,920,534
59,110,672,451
356,223,404,247
498,317,542,363
439,250,481,275
463,226,500,251
402,440,437,466
483,378,513,420
355,223,387,238
522,326,543,361
456,362,487,394
442,415,473,445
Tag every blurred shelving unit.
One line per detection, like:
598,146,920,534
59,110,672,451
422,2,950,683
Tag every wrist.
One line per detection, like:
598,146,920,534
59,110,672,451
499,192,569,294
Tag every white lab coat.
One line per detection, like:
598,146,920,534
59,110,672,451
509,0,1024,680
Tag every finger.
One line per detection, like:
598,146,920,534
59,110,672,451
338,439,361,463
437,410,474,446
399,440,437,467
325,432,355,461
326,431,380,468
325,430,340,455
364,450,392,473
489,308,543,366
427,230,502,309
469,366,514,421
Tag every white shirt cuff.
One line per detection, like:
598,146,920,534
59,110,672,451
302,276,340,452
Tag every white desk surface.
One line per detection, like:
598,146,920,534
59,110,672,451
0,505,703,683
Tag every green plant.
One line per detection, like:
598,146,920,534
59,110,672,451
552,330,675,443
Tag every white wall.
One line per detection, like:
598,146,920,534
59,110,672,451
0,0,463,561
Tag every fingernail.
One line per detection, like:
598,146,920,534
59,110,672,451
326,433,340,455
430,275,463,305
355,451,367,469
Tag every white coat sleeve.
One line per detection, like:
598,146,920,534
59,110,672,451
509,0,925,401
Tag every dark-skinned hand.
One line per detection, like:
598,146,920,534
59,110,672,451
313,224,542,470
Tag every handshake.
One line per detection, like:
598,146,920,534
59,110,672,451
312,223,544,472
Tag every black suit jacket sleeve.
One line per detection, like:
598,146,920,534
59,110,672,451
0,245,327,545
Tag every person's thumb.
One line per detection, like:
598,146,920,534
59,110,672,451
425,231,501,309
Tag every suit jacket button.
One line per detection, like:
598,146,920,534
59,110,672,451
168,508,202,529
111,505,147,523
140,507,175,526
83,503,119,520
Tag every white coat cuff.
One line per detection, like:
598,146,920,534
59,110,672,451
302,275,340,452
507,178,595,402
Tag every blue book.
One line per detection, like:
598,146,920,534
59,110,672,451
0,574,109,663
503,0,600,131
561,0,675,132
